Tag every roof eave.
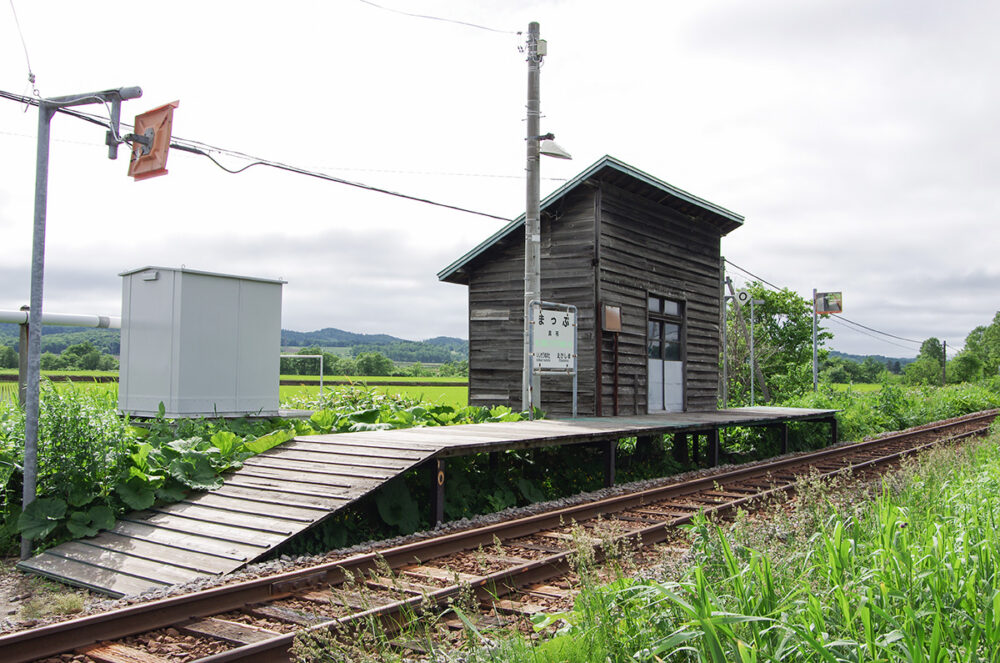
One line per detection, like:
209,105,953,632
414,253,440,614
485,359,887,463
437,155,744,283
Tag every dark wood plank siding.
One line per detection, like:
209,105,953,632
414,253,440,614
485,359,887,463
466,189,597,414
597,182,722,414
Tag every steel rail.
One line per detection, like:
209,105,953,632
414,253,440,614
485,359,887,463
1,410,994,662
196,418,995,662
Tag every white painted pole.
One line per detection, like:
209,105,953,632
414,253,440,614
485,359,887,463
522,21,542,412
0,309,120,328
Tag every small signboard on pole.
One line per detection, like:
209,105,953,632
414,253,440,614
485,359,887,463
128,100,179,181
815,291,843,315
528,300,578,417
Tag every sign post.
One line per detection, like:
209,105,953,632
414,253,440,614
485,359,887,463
813,290,843,391
528,301,577,418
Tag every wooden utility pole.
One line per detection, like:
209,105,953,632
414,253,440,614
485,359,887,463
725,280,770,402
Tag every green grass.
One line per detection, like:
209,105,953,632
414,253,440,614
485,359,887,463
436,431,1000,663
0,369,466,384
0,369,117,378
11,379,470,409
280,374,466,384
280,384,468,408
828,381,882,392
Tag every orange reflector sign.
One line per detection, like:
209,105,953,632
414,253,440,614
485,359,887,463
128,100,179,181
815,291,843,315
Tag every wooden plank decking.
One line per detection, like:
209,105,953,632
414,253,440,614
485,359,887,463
17,407,835,597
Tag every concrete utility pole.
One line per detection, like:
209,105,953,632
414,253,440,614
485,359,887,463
21,86,142,560
522,22,543,411
812,288,818,391
942,340,947,386
725,280,770,403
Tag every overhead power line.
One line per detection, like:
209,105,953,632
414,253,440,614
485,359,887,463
0,88,514,224
357,0,519,34
8,0,39,96
169,143,513,222
724,258,924,347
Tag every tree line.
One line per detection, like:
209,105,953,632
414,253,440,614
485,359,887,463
723,282,1000,403
0,341,118,371
280,346,468,378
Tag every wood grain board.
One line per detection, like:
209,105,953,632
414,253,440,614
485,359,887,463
18,407,835,597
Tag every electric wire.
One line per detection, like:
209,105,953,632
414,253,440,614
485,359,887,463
0,88,514,223
824,316,919,352
725,258,924,347
357,0,519,34
8,0,39,96
168,142,512,222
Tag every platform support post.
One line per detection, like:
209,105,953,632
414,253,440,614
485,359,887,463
708,429,720,467
604,440,616,487
829,417,838,447
672,433,688,464
432,459,445,527
778,423,789,455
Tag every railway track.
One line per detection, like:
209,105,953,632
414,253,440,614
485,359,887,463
5,409,996,663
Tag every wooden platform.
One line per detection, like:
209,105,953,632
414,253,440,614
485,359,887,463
17,407,835,597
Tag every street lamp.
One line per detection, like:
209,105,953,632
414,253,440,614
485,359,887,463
522,22,571,412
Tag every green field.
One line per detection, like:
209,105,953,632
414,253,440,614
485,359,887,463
1,369,466,385
280,384,468,408
0,369,117,379
0,376,469,409
280,374,466,384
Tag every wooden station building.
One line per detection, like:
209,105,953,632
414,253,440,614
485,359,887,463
439,155,743,416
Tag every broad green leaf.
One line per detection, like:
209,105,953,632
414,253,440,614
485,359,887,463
210,431,239,456
309,410,336,433
155,482,188,503
67,485,96,508
67,511,99,538
347,408,382,424
168,455,224,491
88,505,115,531
18,497,67,540
243,429,294,455
66,506,112,538
116,476,156,510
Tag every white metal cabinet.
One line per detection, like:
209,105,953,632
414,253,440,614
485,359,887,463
118,266,284,418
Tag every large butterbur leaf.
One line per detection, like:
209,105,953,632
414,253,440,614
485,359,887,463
18,497,67,540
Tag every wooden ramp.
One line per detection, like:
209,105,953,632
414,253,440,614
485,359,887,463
17,407,835,597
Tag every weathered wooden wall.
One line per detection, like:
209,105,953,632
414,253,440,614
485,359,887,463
466,188,597,413
597,181,722,413
462,165,730,417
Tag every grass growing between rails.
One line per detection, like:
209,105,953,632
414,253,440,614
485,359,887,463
345,430,1000,663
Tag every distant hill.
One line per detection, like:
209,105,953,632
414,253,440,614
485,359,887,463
0,323,468,363
282,329,468,363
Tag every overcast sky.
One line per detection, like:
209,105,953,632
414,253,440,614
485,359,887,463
1,1,997,358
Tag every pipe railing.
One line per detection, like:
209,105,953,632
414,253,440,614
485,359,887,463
0,309,120,329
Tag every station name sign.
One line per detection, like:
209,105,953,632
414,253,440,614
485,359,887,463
530,303,576,372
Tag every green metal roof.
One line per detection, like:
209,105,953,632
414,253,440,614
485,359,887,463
437,155,744,283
